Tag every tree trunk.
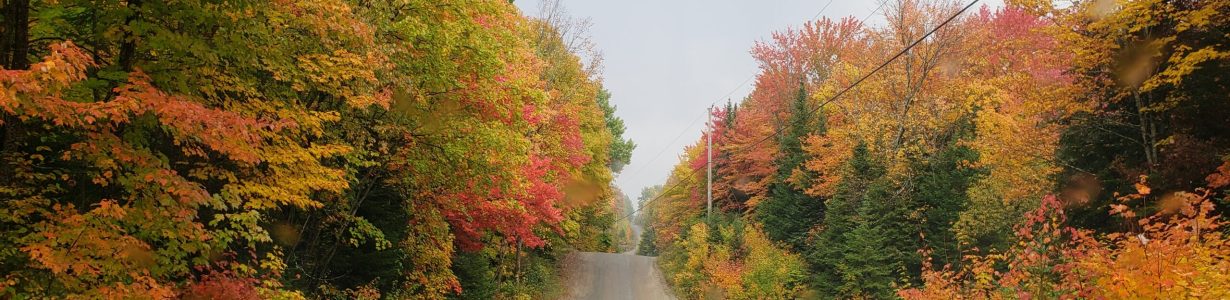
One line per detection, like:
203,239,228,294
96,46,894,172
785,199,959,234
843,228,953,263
1,0,31,178
1133,91,1158,170
119,0,142,72
1,0,31,70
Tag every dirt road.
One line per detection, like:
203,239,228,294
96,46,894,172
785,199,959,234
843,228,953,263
560,225,674,300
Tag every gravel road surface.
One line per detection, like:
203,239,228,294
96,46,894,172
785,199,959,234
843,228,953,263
560,225,674,300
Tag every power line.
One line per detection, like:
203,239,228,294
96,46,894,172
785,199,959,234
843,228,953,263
748,0,976,147
861,0,891,25
619,0,980,223
811,0,836,20
618,76,750,183
618,0,841,193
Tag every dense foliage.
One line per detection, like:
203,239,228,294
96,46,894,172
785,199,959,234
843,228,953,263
0,0,632,298
639,0,1230,298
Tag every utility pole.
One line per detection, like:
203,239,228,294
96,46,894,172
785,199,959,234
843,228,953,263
706,105,713,222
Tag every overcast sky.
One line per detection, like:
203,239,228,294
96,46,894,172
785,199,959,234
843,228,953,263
513,0,1001,205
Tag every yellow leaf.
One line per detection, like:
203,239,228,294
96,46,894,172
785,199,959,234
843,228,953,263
1135,182,1151,195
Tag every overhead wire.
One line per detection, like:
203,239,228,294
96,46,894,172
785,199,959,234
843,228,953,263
619,0,981,223
617,0,841,196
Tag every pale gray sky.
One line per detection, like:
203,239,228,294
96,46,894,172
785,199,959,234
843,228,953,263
513,0,1001,206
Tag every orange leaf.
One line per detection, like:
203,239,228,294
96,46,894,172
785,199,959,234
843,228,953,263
1134,182,1151,195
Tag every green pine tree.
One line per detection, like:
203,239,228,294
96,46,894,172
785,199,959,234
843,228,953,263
835,188,901,299
810,129,981,297
757,83,825,251
451,252,498,300
808,142,892,298
636,227,658,256
597,88,637,173
909,122,982,271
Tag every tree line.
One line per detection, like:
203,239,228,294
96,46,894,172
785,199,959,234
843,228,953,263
0,0,633,298
638,0,1230,298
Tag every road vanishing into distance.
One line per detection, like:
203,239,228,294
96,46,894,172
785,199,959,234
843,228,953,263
561,225,675,300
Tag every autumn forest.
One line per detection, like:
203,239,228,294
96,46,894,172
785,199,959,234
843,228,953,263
636,0,1230,299
1,0,1229,299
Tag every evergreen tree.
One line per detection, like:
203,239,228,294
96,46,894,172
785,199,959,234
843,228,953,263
835,186,900,299
636,227,658,256
909,128,981,270
810,133,980,298
450,253,498,300
757,83,825,251
808,142,891,298
597,88,637,173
